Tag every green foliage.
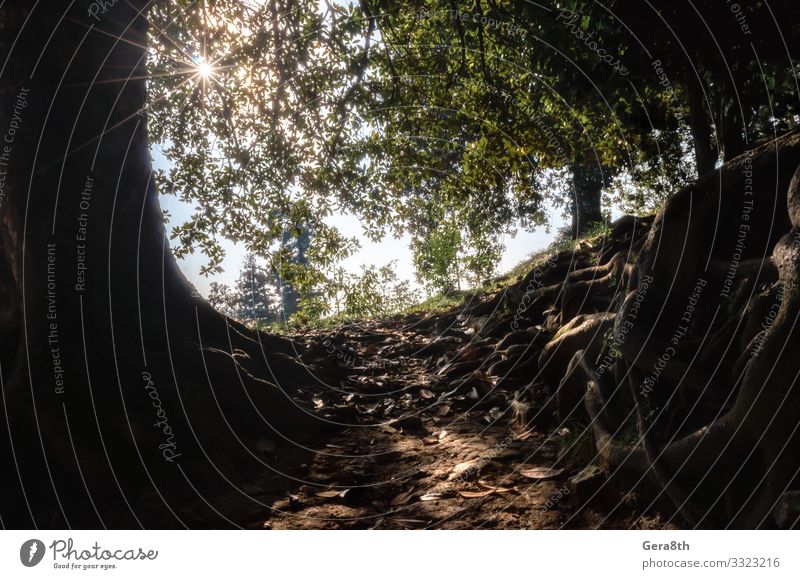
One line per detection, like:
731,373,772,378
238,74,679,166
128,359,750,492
207,253,281,324
295,261,417,322
146,0,799,319
148,0,367,276
207,281,236,317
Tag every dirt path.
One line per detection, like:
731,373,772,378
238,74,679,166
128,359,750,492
187,308,677,529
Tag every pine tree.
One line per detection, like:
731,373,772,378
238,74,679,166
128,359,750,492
233,254,279,325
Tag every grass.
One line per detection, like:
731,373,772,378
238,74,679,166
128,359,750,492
253,313,370,334
401,290,472,314
498,221,613,286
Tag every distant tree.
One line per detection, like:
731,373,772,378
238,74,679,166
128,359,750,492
412,219,461,295
297,262,418,322
278,224,312,318
342,264,412,318
233,253,280,325
207,282,237,318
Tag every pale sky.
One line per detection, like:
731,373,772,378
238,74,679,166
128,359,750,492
160,187,567,299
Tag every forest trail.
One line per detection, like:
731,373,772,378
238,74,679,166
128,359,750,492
255,314,675,530
174,218,679,529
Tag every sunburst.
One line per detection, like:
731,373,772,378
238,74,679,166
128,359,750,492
196,59,214,81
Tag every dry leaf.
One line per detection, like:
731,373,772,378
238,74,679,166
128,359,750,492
315,490,341,498
477,482,513,493
520,467,564,480
457,481,515,498
459,346,480,362
390,489,416,506
419,388,435,399
515,429,535,441
458,489,497,498
419,492,444,501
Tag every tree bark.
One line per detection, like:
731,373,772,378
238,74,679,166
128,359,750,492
715,89,747,163
0,0,326,528
685,68,717,177
570,163,604,239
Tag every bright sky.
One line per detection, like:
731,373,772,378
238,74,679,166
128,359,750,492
154,144,568,299
161,194,566,299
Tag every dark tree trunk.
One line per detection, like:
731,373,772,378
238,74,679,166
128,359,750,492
715,90,747,163
685,68,717,177
0,1,326,528
570,163,604,239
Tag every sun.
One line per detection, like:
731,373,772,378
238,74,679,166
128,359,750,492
197,61,213,79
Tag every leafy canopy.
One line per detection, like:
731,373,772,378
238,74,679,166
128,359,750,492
147,0,799,309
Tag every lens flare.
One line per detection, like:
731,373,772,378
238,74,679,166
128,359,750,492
197,61,213,78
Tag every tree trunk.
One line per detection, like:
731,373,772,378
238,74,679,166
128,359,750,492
685,68,717,176
0,0,327,528
279,228,304,318
715,89,747,163
570,163,604,239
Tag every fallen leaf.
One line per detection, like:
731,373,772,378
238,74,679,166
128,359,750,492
459,346,480,362
436,404,451,416
477,482,513,493
315,490,341,498
458,483,514,498
458,489,497,498
488,407,504,420
520,467,564,480
390,488,416,506
419,492,444,501
515,429,536,441
419,388,435,399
